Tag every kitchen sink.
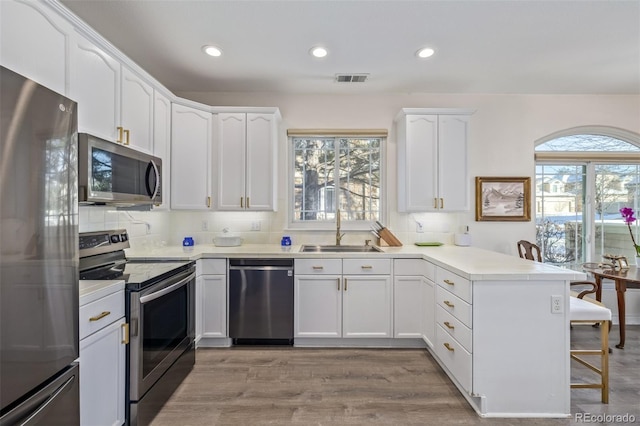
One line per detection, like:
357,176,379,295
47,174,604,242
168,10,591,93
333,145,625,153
299,245,383,253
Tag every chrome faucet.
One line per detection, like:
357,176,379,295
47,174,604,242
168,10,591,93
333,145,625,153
335,208,345,245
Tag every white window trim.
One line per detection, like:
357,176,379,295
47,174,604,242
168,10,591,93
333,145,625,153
286,135,387,231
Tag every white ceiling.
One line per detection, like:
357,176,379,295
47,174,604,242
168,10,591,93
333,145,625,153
60,0,640,95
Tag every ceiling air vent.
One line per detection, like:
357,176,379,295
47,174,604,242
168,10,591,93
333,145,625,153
335,73,369,83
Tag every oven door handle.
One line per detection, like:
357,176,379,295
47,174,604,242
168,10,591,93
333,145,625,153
139,272,195,304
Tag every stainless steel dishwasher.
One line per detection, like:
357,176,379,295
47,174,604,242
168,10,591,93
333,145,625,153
228,259,294,345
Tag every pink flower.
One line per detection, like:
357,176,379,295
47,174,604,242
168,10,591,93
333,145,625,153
620,207,636,224
620,207,639,256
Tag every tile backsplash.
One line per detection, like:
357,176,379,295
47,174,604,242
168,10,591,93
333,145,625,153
80,206,465,250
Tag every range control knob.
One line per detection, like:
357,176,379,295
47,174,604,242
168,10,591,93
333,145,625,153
110,234,121,243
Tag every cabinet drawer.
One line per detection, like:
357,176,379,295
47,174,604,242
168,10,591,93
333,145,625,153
436,305,472,352
436,286,472,328
295,259,342,275
436,267,471,303
343,258,391,275
200,258,227,275
80,290,125,340
393,259,435,279
435,324,472,393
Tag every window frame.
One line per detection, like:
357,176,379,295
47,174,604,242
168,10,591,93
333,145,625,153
534,126,640,265
287,133,387,231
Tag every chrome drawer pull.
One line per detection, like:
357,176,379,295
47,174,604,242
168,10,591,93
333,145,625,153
444,300,455,308
444,279,455,285
444,342,455,352
89,311,110,322
444,321,455,330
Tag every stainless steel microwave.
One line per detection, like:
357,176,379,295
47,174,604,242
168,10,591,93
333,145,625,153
78,133,162,206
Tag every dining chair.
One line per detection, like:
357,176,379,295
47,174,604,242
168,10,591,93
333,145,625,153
516,240,611,403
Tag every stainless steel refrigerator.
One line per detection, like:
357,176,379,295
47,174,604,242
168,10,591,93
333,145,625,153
0,66,80,425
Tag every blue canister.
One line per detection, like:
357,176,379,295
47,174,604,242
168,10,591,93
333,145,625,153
281,236,291,251
182,237,194,249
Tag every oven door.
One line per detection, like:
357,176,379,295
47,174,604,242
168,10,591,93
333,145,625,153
128,266,195,401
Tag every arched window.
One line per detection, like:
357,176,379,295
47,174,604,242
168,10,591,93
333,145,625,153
535,126,640,265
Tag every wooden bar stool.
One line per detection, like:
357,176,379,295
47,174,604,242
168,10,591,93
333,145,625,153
569,296,612,403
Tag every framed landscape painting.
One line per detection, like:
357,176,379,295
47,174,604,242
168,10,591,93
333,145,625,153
475,177,531,221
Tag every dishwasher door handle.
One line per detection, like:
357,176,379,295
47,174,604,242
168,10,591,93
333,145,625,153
229,266,293,272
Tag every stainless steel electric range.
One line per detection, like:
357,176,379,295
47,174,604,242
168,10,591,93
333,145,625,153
79,229,195,426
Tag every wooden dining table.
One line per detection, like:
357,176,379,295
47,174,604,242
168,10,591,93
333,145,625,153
582,264,640,349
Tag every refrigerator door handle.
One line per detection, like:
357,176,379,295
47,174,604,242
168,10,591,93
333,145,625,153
2,373,77,426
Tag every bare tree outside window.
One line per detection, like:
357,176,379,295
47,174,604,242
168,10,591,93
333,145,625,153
293,137,381,223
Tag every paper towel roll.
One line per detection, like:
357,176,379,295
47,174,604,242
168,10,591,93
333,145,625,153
454,233,472,246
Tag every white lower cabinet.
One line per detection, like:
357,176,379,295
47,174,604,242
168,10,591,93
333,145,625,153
393,259,435,342
196,259,228,346
433,266,473,393
79,285,126,426
294,259,392,339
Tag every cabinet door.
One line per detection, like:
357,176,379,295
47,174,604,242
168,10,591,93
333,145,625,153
245,113,277,211
171,104,212,209
422,277,435,347
201,275,227,338
80,317,126,426
438,115,470,211
294,275,342,338
70,32,120,141
399,115,438,212
342,276,392,338
394,276,423,338
0,0,71,95
121,66,154,153
153,91,171,209
217,113,247,210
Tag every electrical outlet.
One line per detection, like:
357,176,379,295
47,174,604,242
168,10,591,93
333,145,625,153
251,221,261,231
201,220,208,231
551,295,563,314
416,221,424,233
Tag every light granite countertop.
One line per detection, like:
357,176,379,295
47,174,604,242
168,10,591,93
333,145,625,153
124,243,586,282
79,279,125,305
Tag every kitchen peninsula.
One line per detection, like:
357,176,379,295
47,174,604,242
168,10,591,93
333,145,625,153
123,243,583,418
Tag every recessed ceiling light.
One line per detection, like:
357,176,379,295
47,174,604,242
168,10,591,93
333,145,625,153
310,46,328,58
202,45,223,57
416,47,435,59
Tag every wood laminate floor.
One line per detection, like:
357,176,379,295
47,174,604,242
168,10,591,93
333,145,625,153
150,325,640,425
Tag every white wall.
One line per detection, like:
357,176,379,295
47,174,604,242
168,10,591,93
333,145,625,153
83,91,640,324
178,91,640,255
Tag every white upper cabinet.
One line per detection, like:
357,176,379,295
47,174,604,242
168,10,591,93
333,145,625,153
70,33,120,141
396,109,473,212
0,0,73,96
70,33,155,153
120,66,154,153
171,103,213,210
216,111,279,211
